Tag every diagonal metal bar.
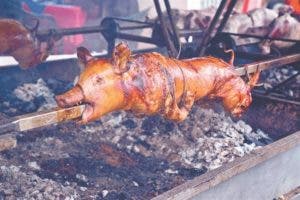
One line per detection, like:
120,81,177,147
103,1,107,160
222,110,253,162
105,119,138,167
153,0,178,57
253,91,300,105
217,0,238,33
264,71,299,95
164,0,181,54
198,0,228,56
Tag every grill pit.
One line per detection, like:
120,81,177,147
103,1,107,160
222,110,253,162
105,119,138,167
0,58,299,199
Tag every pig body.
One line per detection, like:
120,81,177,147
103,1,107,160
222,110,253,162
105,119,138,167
151,7,217,30
224,13,253,34
0,19,51,68
260,13,300,54
224,8,279,45
56,43,259,124
223,5,298,51
248,8,279,27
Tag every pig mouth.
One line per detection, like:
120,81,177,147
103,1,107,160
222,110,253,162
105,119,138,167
80,102,94,123
55,85,95,124
58,99,95,124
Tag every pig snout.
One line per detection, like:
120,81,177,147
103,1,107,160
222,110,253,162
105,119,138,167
55,86,84,107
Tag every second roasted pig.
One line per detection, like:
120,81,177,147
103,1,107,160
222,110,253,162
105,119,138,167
56,43,260,124
259,12,300,54
0,19,52,68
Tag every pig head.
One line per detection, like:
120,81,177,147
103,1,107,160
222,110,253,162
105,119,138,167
56,43,131,124
0,19,51,68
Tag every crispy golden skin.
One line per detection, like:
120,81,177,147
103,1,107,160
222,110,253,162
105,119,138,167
56,43,260,124
0,19,50,68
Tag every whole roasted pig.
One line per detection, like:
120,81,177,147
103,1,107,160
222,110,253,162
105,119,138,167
224,5,295,47
0,19,51,68
259,13,300,54
223,7,280,45
56,43,260,124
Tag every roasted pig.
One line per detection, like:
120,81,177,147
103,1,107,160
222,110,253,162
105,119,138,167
0,19,51,68
56,43,260,124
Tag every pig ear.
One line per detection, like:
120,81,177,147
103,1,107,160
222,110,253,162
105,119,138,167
112,42,131,74
77,47,93,65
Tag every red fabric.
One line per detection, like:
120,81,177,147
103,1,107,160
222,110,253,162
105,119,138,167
44,5,86,28
22,3,30,12
44,5,86,53
242,0,263,13
286,0,300,14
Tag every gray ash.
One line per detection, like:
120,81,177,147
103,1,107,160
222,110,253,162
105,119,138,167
83,106,271,171
0,165,78,199
260,66,299,99
0,78,71,116
12,78,56,111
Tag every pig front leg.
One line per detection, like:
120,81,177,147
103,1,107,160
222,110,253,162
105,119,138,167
164,91,195,122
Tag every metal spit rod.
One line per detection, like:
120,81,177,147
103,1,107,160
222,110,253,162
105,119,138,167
224,32,300,43
36,19,153,42
0,53,299,134
235,53,300,76
0,105,85,135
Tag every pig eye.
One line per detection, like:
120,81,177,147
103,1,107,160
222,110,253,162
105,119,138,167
240,104,246,110
94,75,104,84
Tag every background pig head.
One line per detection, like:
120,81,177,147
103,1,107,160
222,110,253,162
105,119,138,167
56,43,131,123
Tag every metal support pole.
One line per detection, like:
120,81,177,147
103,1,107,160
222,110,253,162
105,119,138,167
217,0,237,33
107,39,116,57
100,18,119,56
164,0,181,54
197,0,228,56
153,0,178,57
